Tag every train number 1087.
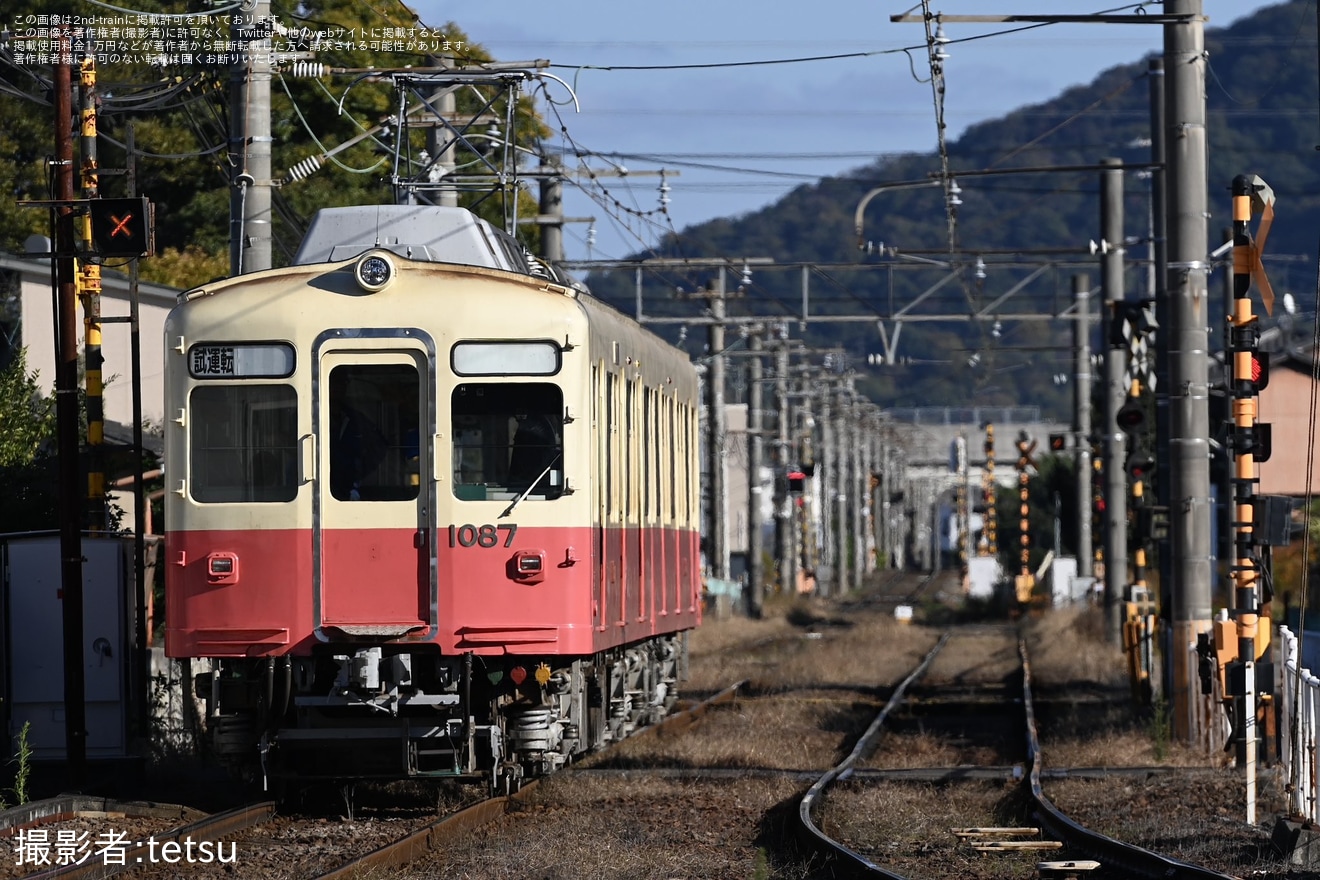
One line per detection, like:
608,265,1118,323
448,523,518,548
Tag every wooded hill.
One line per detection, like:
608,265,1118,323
584,0,1320,420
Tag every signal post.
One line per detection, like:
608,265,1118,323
1221,174,1276,825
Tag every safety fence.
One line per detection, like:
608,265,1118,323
1279,626,1319,822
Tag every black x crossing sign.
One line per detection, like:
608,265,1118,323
88,197,154,257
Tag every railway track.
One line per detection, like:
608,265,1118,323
9,684,742,880
11,585,1285,879
798,628,1248,880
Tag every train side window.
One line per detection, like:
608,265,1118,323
452,382,564,501
190,384,298,503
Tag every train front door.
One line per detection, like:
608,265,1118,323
315,346,436,638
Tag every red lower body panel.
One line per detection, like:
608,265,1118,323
166,524,701,659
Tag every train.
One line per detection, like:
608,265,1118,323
163,204,703,790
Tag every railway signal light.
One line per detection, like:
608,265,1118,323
88,196,154,258
1048,433,1067,452
1126,450,1155,482
1116,399,1145,435
1246,353,1269,392
787,470,805,494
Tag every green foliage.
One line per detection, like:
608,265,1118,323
0,349,55,468
587,1,1319,417
0,0,552,270
11,721,32,806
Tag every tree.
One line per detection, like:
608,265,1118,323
0,0,551,289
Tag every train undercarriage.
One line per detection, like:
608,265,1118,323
196,633,688,792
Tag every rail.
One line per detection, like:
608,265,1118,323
1022,641,1237,880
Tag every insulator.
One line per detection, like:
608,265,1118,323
284,155,322,184
287,61,325,78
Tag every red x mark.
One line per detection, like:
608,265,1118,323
108,212,132,237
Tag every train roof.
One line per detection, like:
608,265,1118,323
293,205,533,274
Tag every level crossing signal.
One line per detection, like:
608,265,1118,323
88,197,154,258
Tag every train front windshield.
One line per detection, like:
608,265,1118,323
452,383,564,501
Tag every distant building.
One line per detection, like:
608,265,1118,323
1259,349,1320,498
1,247,176,445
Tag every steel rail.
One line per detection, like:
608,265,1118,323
19,801,277,880
311,680,744,879
1021,640,1240,880
797,601,950,880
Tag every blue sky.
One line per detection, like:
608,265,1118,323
415,1,1284,261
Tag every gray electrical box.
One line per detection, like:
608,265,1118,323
4,536,133,760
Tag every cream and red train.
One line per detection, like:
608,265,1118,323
164,205,702,787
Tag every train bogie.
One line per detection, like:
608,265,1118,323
164,205,701,787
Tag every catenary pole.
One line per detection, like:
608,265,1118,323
1164,0,1213,743
1074,274,1094,579
746,329,765,617
230,0,273,274
1101,158,1127,646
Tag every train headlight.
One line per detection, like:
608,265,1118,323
354,253,395,292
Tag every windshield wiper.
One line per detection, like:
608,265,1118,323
499,453,562,519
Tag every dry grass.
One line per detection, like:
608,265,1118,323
1023,606,1127,688
382,775,816,880
822,780,1041,880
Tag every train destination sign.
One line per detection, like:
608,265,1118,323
189,343,295,379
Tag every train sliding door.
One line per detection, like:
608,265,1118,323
315,345,435,639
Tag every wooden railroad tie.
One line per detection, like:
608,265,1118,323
1037,859,1101,878
952,827,1063,853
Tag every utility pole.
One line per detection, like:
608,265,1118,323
774,332,796,596
834,381,851,597
852,401,867,587
706,272,729,582
746,329,765,617
54,43,87,787
1165,0,1213,744
538,158,565,263
229,0,273,274
1148,57,1174,654
818,385,835,597
1100,158,1127,646
427,56,458,209
1074,274,1094,579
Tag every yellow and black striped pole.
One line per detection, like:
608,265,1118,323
1014,431,1035,604
77,48,106,530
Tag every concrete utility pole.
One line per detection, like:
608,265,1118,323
706,274,729,581
538,156,564,263
852,402,867,588
229,0,273,274
834,382,851,598
774,333,797,595
819,387,835,597
1147,57,1173,631
746,329,765,617
427,56,458,209
1100,158,1127,647
1165,0,1213,743
1074,274,1094,579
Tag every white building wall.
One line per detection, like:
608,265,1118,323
7,254,176,436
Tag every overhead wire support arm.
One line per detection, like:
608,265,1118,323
889,12,1198,24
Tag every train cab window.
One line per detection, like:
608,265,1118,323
328,364,420,502
452,383,564,501
190,385,297,503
